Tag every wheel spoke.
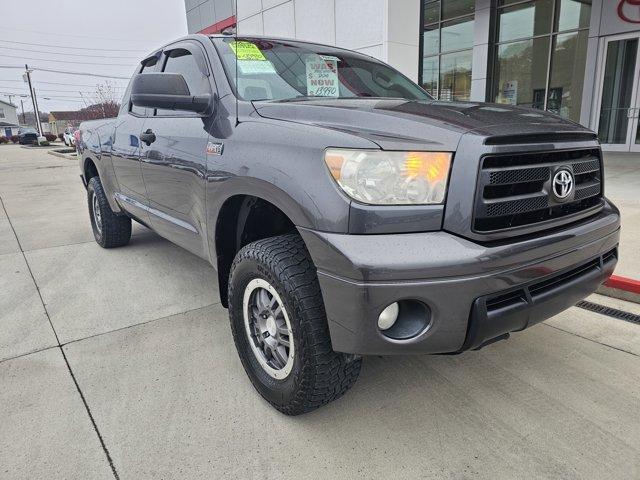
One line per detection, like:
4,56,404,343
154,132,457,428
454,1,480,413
271,344,288,369
256,289,270,311
277,334,290,348
269,294,278,309
276,322,289,335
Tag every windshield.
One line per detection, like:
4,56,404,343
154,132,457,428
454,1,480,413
212,37,432,102
20,128,37,134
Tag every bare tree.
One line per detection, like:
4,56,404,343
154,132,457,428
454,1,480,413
77,81,121,120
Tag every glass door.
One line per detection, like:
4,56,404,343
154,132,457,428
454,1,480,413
595,33,640,152
632,84,640,153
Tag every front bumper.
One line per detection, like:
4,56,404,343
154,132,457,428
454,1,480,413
299,201,620,355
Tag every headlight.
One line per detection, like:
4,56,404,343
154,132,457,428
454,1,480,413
324,149,452,205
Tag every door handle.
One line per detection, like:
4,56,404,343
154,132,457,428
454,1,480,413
140,129,156,146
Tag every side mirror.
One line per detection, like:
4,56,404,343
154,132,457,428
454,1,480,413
130,73,213,114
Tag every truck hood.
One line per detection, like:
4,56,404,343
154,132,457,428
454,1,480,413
253,98,592,150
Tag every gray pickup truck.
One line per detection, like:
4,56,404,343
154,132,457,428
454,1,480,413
78,34,620,415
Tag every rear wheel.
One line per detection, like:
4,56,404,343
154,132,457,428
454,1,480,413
228,234,362,415
87,176,131,248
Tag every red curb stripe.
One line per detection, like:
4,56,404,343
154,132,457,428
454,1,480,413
604,275,640,294
199,15,236,35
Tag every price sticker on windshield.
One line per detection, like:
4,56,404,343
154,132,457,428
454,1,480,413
305,56,339,97
229,41,267,61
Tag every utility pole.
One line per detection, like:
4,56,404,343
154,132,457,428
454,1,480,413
24,64,43,143
20,99,26,124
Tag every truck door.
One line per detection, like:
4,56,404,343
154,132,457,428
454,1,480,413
139,43,213,259
110,56,158,222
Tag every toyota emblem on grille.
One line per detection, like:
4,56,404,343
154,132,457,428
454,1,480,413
552,169,574,200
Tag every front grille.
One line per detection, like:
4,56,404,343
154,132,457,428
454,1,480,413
473,148,603,233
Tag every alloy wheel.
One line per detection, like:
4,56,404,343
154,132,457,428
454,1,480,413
242,278,294,379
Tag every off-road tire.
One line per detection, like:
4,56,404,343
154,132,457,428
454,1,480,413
87,176,131,248
228,233,362,415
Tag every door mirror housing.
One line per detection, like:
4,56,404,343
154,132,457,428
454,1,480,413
130,73,213,115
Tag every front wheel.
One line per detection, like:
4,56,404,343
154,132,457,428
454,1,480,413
228,234,362,415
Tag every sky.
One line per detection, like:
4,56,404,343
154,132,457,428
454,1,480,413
0,0,188,114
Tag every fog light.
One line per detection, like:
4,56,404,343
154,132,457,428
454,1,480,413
378,302,399,330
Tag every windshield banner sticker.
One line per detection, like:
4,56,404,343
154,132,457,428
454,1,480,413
229,41,267,61
306,57,339,97
229,41,276,75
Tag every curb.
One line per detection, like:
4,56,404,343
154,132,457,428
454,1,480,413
47,150,77,160
597,275,640,304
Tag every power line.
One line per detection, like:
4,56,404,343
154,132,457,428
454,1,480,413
0,66,131,80
1,91,119,99
36,98,86,104
1,53,136,67
0,79,128,87
32,68,132,80
0,81,125,91
1,26,153,44
0,38,148,53
0,46,140,60
0,86,124,94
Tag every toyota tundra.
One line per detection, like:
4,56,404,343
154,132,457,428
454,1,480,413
77,35,620,415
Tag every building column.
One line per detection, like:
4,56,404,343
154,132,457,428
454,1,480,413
383,0,421,82
470,0,492,102
580,0,603,128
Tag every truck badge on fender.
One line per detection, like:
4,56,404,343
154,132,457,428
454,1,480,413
206,142,224,155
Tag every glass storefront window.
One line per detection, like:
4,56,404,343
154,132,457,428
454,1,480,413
498,0,553,42
423,25,440,56
493,0,591,122
442,0,475,19
494,37,550,108
440,50,473,101
441,17,474,52
424,0,440,24
547,30,588,122
421,0,474,101
555,0,591,32
422,56,439,98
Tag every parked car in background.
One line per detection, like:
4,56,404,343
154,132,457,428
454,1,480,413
63,127,76,146
77,35,620,415
18,127,38,145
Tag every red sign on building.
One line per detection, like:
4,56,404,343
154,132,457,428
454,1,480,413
618,0,640,23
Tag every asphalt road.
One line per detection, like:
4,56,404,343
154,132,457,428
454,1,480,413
1,143,639,479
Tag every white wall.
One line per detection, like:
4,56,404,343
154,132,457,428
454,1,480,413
236,0,420,81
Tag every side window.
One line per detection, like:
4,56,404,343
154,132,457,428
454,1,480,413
129,56,158,116
157,48,210,116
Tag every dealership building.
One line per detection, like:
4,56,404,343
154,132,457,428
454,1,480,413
186,0,640,152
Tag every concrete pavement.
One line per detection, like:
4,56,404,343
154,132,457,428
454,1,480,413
1,143,639,479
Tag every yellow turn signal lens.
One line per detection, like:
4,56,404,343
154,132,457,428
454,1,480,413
325,153,345,181
403,152,451,183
